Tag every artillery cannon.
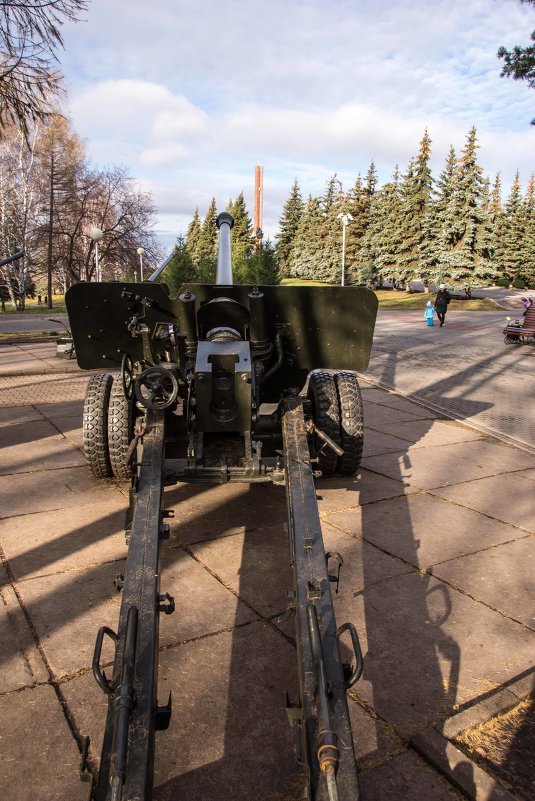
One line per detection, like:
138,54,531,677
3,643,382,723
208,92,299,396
66,212,378,801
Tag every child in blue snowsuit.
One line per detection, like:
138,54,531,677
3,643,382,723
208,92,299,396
424,300,435,326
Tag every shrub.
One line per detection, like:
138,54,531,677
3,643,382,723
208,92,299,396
512,277,526,289
495,277,509,287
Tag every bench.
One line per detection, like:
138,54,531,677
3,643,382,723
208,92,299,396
503,306,535,343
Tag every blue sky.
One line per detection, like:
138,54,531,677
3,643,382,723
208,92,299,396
60,0,534,251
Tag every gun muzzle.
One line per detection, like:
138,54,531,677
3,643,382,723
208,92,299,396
216,212,234,285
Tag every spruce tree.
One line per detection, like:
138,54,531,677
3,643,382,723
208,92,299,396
438,127,493,287
185,209,202,263
395,131,433,287
276,179,304,275
520,175,535,286
227,192,255,281
242,240,281,284
361,166,403,285
495,171,525,284
164,235,196,294
344,163,377,281
315,175,345,282
196,198,218,279
289,195,323,279
424,146,457,275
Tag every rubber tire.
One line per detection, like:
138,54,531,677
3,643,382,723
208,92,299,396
83,373,113,478
108,375,135,479
307,370,341,476
334,371,364,475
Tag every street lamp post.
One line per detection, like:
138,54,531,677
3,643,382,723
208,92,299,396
89,227,103,282
137,247,145,281
337,213,353,287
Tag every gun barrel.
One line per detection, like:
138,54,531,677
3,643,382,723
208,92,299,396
216,212,234,284
147,251,175,283
0,249,24,267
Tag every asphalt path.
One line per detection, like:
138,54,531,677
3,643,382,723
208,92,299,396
0,312,69,333
366,309,535,451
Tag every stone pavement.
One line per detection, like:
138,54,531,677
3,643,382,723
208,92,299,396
0,341,533,801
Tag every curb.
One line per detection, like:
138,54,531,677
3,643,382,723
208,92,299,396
410,673,534,801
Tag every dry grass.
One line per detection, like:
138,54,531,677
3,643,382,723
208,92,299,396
454,698,535,800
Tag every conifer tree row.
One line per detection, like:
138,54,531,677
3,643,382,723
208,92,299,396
168,125,534,291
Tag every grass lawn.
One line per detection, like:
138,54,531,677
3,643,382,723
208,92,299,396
1,295,67,314
375,289,498,311
281,280,498,310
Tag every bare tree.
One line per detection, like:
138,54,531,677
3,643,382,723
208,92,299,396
0,121,39,308
0,1,87,135
44,163,163,286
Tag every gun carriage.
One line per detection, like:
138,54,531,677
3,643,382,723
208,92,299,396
66,212,378,801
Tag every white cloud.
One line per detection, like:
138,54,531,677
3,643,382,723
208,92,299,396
61,0,534,242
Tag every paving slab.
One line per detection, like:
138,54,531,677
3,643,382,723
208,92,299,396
0,418,85,474
392,419,485,449
346,696,403,768
35,399,84,419
430,537,535,631
361,439,535,490
364,403,431,429
44,412,84,450
15,562,123,678
361,387,444,419
363,427,417,457
320,521,414,592
326,494,528,570
159,546,259,644
62,623,303,801
0,466,126,519
358,749,464,800
315,468,417,513
164,480,287,545
429,473,535,532
0,499,127,581
0,579,48,691
0,404,45,426
334,572,535,736
188,524,292,617
0,684,82,801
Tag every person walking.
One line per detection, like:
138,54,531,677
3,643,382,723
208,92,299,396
435,284,451,327
424,300,435,326
520,297,533,316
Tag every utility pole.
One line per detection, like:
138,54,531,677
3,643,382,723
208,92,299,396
254,165,263,249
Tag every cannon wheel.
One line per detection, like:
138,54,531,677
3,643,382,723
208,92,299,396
307,370,341,476
108,375,135,479
83,372,113,478
334,371,364,475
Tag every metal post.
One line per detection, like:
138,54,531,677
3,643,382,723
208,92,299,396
89,227,104,282
341,223,346,288
137,247,145,281
95,240,100,283
337,213,352,288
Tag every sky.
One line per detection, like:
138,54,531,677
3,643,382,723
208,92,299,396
59,0,535,254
